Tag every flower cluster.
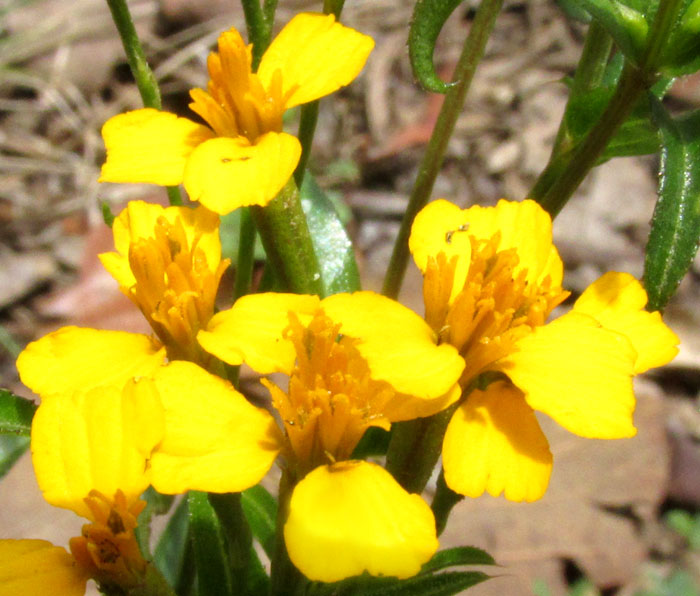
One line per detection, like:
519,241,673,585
1,8,681,596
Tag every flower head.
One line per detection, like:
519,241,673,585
193,291,463,581
410,199,679,502
100,13,374,214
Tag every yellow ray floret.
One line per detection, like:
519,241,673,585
100,13,374,214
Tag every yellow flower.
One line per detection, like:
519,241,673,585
195,291,463,581
410,199,679,502
99,13,374,215
17,201,228,395
1,363,281,595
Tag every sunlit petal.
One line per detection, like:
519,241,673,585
258,13,374,109
198,293,320,374
100,108,213,185
284,461,438,582
149,361,281,494
17,327,166,397
320,292,464,399
443,382,552,502
0,540,89,596
31,378,164,518
183,133,301,214
500,312,637,439
573,271,679,373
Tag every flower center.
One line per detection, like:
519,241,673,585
127,215,229,365
424,233,569,385
188,29,286,141
264,312,393,476
69,490,147,590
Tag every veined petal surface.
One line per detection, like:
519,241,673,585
0,540,88,596
500,312,638,439
320,292,464,399
573,272,679,373
17,327,166,397
183,132,300,214
149,361,281,494
31,379,164,518
284,461,438,582
410,199,473,293
258,13,374,110
198,293,320,374
460,199,563,287
442,382,552,502
99,201,221,289
100,108,213,185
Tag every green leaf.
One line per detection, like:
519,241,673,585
240,484,277,558
420,546,496,574
101,201,115,227
338,571,490,595
660,0,700,75
408,0,463,93
135,487,175,558
351,427,392,458
0,435,29,480
300,174,361,295
575,0,649,62
187,491,234,596
644,100,700,310
0,389,37,437
154,497,192,588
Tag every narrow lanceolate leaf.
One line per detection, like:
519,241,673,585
187,491,234,596
339,570,490,595
408,0,464,93
645,99,700,311
420,546,497,574
240,484,278,558
0,435,29,480
0,389,37,436
154,497,191,588
300,174,361,296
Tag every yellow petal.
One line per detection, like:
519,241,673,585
99,201,221,289
183,133,301,214
442,382,552,502
462,199,563,287
500,312,638,439
198,293,320,374
100,108,214,185
258,13,374,110
148,361,281,494
573,271,679,373
31,379,164,518
284,461,438,582
409,199,473,293
320,292,464,399
0,540,88,596
383,384,463,422
17,327,166,397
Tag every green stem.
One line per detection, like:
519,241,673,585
241,0,271,69
127,564,179,596
431,468,463,536
323,0,345,18
234,208,257,300
530,0,684,217
263,0,279,28
386,403,458,494
105,0,182,206
269,470,304,596
105,0,161,109
382,0,504,299
551,20,612,155
250,179,324,295
532,61,646,216
293,101,319,189
208,493,252,596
